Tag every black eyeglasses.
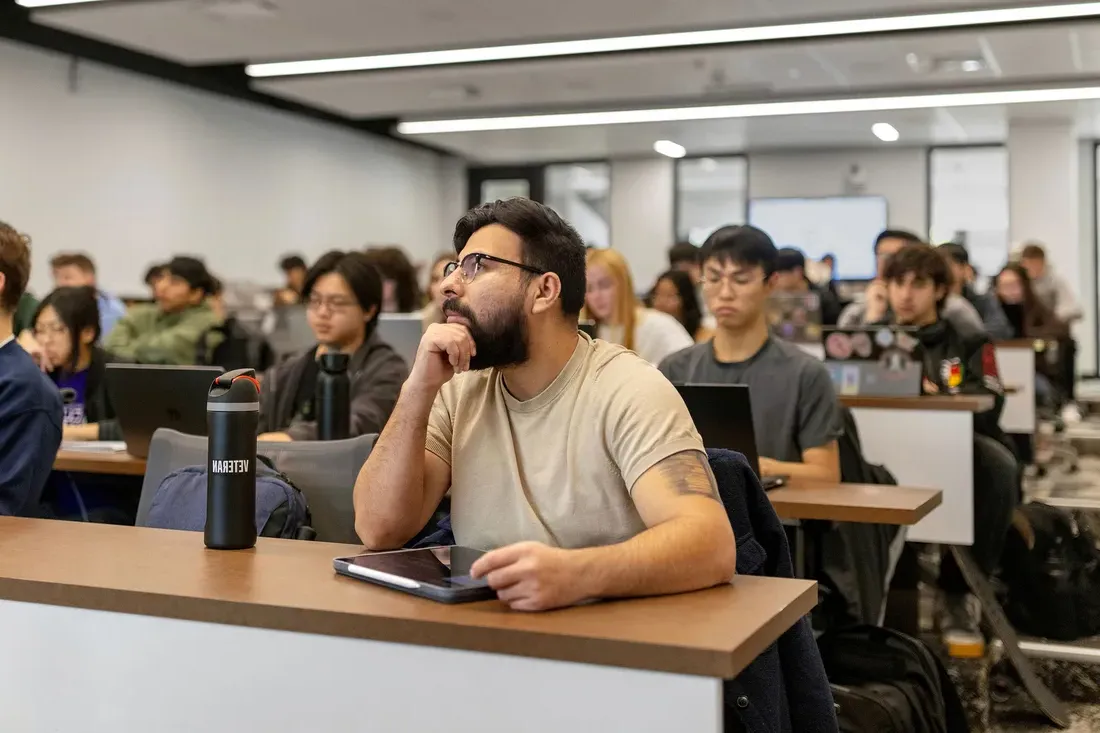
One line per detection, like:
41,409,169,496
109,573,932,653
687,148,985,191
443,252,546,284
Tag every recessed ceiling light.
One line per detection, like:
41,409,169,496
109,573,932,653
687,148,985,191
396,84,1100,134
246,2,1100,77
654,140,687,158
872,122,900,142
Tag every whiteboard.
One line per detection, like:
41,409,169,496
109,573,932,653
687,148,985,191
748,196,888,280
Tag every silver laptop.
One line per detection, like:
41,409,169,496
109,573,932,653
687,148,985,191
376,313,423,368
822,326,923,397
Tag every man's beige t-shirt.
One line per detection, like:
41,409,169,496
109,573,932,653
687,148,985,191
425,333,705,550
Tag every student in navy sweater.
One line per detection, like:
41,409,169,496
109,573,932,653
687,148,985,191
0,222,62,517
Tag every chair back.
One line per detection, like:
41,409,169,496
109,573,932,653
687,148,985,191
138,428,376,543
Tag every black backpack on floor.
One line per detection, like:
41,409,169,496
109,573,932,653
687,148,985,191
998,502,1100,641
818,625,969,733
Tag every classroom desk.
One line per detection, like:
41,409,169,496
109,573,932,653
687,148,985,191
838,394,983,545
768,479,942,525
0,518,817,733
995,340,1036,434
53,449,147,476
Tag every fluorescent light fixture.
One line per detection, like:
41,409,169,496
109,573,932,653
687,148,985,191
872,122,900,142
653,140,687,158
246,3,1100,77
397,85,1100,135
16,0,108,7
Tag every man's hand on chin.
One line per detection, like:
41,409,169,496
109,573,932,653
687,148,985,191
471,541,591,612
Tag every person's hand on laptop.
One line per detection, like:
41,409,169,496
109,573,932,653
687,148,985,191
471,541,589,612
922,378,940,395
758,456,780,478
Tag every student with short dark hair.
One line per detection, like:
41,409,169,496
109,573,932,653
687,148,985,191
144,263,167,297
772,247,843,326
275,254,308,306
105,256,222,364
882,243,1016,651
49,252,127,339
937,243,1013,340
1019,242,1081,323
355,198,735,612
0,223,62,516
257,250,408,442
31,287,121,442
660,226,843,483
668,240,702,281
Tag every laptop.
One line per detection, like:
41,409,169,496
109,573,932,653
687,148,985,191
821,326,923,397
766,292,822,346
376,313,424,368
674,384,785,490
104,364,224,458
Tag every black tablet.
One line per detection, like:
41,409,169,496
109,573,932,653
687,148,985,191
333,546,496,604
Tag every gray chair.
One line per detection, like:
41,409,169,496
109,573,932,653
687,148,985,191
137,428,376,544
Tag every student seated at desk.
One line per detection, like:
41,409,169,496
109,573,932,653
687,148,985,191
0,223,62,516
105,257,221,365
50,252,127,341
938,243,1014,341
659,226,843,484
354,198,735,611
584,247,694,365
257,251,407,442
649,269,712,342
772,247,843,326
31,287,120,442
882,243,1016,651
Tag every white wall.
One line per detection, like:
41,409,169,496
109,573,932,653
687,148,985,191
0,39,463,297
747,148,928,235
609,158,675,292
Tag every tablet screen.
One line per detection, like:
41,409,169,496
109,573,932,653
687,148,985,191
342,546,489,588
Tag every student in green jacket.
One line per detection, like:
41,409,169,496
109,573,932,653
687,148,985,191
105,256,222,365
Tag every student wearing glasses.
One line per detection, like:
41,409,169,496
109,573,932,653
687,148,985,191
256,251,408,442
659,226,843,484
355,198,735,612
584,247,693,365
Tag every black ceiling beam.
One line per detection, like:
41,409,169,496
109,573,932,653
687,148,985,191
0,0,453,156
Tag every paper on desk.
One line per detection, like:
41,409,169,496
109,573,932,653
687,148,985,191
59,441,128,453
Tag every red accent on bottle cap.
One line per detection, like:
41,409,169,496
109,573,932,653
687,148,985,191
232,374,261,395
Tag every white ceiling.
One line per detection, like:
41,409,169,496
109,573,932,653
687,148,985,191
27,0,1100,162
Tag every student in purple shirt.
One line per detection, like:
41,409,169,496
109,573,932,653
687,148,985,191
31,287,120,442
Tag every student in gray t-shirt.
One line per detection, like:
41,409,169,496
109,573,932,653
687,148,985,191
659,225,844,483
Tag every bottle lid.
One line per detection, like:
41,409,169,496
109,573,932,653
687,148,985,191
319,352,350,373
207,368,260,410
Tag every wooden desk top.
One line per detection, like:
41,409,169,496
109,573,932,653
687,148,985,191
994,339,1036,349
839,394,993,412
0,518,816,679
54,450,147,476
768,480,942,525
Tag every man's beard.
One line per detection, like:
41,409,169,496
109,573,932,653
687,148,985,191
442,298,529,370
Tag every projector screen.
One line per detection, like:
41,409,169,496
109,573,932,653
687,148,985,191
748,196,889,280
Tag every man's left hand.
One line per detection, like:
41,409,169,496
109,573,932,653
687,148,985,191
758,456,781,478
470,541,589,612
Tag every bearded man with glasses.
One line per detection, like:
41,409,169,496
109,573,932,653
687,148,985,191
354,197,735,612
256,250,408,442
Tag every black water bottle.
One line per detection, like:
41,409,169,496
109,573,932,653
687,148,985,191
205,368,260,550
316,352,350,441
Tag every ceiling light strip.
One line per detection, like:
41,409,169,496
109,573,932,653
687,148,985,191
396,86,1100,135
245,3,1100,77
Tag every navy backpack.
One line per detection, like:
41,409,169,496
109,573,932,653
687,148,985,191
146,456,315,540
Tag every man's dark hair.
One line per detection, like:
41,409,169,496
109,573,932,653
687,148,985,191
0,222,31,313
774,247,807,274
874,229,923,253
453,198,587,317
165,256,216,296
698,225,778,276
1020,242,1046,261
280,255,307,272
33,286,100,370
302,250,383,329
938,242,970,266
882,244,953,305
363,246,421,312
144,263,167,287
50,252,96,275
668,241,700,268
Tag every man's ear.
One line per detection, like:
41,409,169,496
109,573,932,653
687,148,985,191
363,304,378,324
935,284,948,303
530,272,563,315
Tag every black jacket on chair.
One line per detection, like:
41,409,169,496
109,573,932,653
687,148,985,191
708,449,838,733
